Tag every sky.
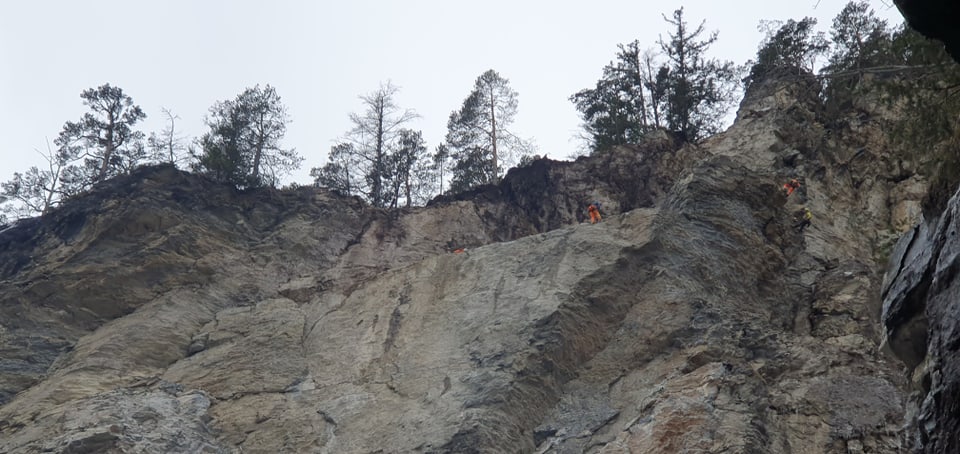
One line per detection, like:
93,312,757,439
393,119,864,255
1,1,906,186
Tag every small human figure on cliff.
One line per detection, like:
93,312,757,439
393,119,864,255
783,178,801,197
794,207,812,232
588,202,602,224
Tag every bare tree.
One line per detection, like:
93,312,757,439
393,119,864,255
1,140,75,219
148,107,191,167
344,81,419,207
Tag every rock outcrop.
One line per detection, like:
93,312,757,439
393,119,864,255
0,73,927,452
879,4,960,453
894,0,960,62
882,189,960,454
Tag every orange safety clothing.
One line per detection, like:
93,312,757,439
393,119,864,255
783,179,800,196
588,204,602,224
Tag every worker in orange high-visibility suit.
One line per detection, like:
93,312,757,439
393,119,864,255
588,203,602,224
783,178,801,196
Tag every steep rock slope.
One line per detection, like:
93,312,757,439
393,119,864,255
0,75,924,453
882,194,960,454
881,4,960,453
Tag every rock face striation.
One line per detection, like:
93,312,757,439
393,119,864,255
880,5,960,453
882,192,960,454
0,75,929,453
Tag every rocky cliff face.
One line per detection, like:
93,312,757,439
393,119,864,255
879,4,960,453
0,74,927,453
882,194,960,454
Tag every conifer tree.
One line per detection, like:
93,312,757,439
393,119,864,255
432,144,451,196
746,18,828,86
658,8,739,142
196,85,301,188
571,43,672,150
390,129,431,208
825,1,890,72
446,69,532,193
311,143,356,194
343,82,419,207
55,83,147,190
572,8,737,150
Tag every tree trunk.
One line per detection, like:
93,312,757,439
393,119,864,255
489,87,498,184
98,143,113,182
374,102,386,207
42,146,63,215
98,112,116,181
252,113,265,184
405,171,412,208
631,53,648,129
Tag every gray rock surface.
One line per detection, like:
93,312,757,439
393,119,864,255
882,187,960,453
0,74,925,453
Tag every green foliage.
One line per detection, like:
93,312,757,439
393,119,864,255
314,131,434,208
825,1,890,71
311,143,356,195
571,42,668,150
446,69,533,192
902,46,960,214
312,82,434,208
448,146,493,194
659,8,740,143
55,83,147,191
746,18,828,87
819,1,895,115
432,144,451,196
350,82,418,207
196,85,301,188
390,129,432,208
3,84,146,219
517,154,541,167
815,2,960,215
196,99,255,187
572,8,739,150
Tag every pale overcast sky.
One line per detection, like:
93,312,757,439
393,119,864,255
1,1,904,185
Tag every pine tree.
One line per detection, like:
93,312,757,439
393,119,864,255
658,8,739,142
389,129,430,208
342,82,418,207
55,83,147,190
747,18,828,86
311,143,356,194
446,69,532,192
826,1,890,72
571,43,668,150
572,9,737,150
196,85,301,188
432,144,451,196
